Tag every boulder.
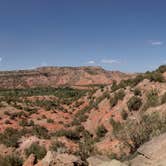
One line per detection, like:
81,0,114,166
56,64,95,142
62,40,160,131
23,154,35,166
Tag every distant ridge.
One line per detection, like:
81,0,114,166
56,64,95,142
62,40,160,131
0,66,130,89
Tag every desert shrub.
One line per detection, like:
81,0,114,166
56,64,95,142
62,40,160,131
121,110,128,120
78,130,94,161
143,89,159,110
110,95,118,108
127,96,142,111
50,141,67,153
29,120,35,126
47,118,54,123
110,90,125,108
119,75,144,88
71,118,81,126
96,125,107,138
146,71,165,82
5,119,11,124
4,111,10,116
9,111,25,120
116,89,125,100
74,101,84,107
25,143,46,161
19,119,29,127
0,128,21,147
75,125,85,133
55,129,80,140
156,65,166,73
0,154,23,166
114,112,166,152
24,107,37,114
110,118,123,135
134,88,142,96
32,125,49,139
111,81,119,91
161,92,166,104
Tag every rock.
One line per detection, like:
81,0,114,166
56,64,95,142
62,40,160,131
130,133,166,166
35,151,82,166
87,156,127,166
23,154,35,166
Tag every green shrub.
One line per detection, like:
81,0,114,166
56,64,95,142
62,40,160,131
78,131,94,161
19,119,28,127
0,154,23,166
110,96,118,108
121,110,128,120
32,125,49,139
25,143,46,161
113,112,166,152
161,92,166,104
156,65,166,73
127,96,142,111
55,129,80,140
116,89,125,100
111,81,119,91
134,88,142,96
0,128,21,147
5,120,11,124
146,72,165,82
47,118,54,123
143,89,159,110
50,141,66,152
110,89,125,108
110,118,123,135
29,120,35,126
96,125,107,138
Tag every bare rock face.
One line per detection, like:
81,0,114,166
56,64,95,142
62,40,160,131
35,151,82,166
23,154,35,166
130,133,166,166
87,156,127,166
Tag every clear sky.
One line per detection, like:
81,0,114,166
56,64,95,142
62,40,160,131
0,0,166,72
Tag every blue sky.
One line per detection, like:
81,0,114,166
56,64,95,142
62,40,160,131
0,0,166,72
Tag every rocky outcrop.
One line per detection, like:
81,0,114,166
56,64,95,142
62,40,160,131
34,151,82,166
87,156,127,166
23,154,35,166
130,133,166,166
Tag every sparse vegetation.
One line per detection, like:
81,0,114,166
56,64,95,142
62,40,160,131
0,154,23,166
112,112,166,152
47,118,54,123
143,89,159,110
0,128,22,147
32,125,49,139
50,141,67,152
25,143,46,161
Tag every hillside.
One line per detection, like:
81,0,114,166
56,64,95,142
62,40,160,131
0,65,166,166
0,66,129,89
